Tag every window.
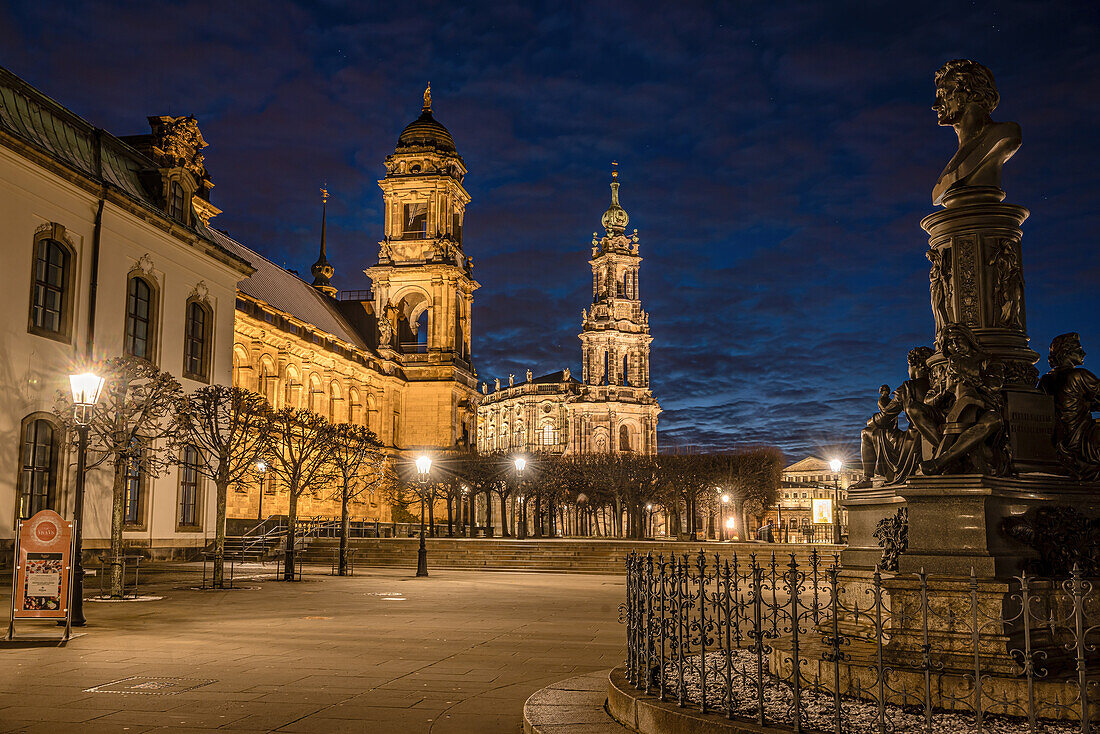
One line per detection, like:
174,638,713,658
18,418,58,519
183,300,211,380
178,446,200,528
452,212,463,244
307,375,322,413
284,366,300,408
620,424,631,452
125,276,156,360
541,423,557,446
403,203,427,237
348,389,361,425
168,181,187,223
124,456,144,527
29,238,71,339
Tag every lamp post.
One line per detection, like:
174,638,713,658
415,455,431,577
645,503,653,539
461,485,470,538
829,458,843,544
255,461,267,521
513,456,527,540
720,493,730,541
68,371,104,628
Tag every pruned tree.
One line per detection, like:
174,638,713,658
328,424,388,575
715,447,785,533
264,408,338,580
56,356,183,598
178,386,271,588
653,453,721,540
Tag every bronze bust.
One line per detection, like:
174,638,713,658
931,59,1021,206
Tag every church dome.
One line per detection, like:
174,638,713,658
396,84,457,153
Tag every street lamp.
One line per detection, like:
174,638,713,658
415,455,431,577
720,493,730,542
68,371,104,629
461,485,470,538
645,503,653,539
513,456,527,540
255,461,267,521
829,458,843,544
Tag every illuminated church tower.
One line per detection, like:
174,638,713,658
364,85,480,448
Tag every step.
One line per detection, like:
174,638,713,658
523,670,630,734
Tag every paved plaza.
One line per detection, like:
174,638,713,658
0,567,626,733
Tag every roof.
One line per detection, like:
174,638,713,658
209,228,373,351
0,65,246,270
783,456,862,473
397,110,457,153
510,369,581,388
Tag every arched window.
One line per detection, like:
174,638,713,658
328,382,341,423
178,445,200,528
348,389,362,425
541,423,557,447
620,425,631,452
259,357,277,405
29,237,72,340
125,276,157,360
183,299,212,381
366,393,379,433
623,354,630,386
168,181,188,223
18,417,58,519
307,374,322,413
284,366,300,408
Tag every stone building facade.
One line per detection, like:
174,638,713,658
0,66,252,556
476,167,659,456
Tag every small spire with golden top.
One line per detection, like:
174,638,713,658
311,184,337,297
423,82,432,112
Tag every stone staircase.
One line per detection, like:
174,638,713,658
298,537,842,574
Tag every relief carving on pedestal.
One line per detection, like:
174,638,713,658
988,238,1024,328
954,237,979,326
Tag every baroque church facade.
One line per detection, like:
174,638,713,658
476,167,660,456
225,85,479,522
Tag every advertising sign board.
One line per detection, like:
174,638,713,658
7,509,73,643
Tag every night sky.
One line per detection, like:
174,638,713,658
3,1,1098,462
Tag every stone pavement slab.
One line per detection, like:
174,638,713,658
0,567,625,733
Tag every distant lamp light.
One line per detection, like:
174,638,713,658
646,503,653,511
721,493,730,504
726,518,735,530
255,460,267,473
514,456,527,472
69,372,104,426
829,458,843,473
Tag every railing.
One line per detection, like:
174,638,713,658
622,550,1099,733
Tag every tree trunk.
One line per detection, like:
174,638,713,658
499,492,510,537
213,477,229,587
338,483,350,576
284,489,298,581
485,490,493,536
534,495,542,538
446,494,454,537
428,494,436,537
108,462,127,598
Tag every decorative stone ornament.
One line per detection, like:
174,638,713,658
149,115,208,176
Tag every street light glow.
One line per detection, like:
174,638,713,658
416,455,432,475
829,458,843,472
721,493,730,504
726,518,735,529
514,456,527,472
256,461,267,473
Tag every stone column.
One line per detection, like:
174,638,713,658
922,186,1058,471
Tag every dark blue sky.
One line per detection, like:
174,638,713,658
3,1,1098,462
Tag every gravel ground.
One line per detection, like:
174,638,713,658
657,650,1078,734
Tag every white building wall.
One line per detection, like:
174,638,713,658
0,143,245,557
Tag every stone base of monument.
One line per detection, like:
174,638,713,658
843,474,1099,577
768,633,1088,720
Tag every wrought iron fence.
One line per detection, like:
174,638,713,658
622,550,1100,733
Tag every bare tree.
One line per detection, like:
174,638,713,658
178,386,271,587
264,408,337,580
57,357,183,598
328,424,388,575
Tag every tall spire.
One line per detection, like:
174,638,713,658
600,161,629,234
423,82,432,112
311,186,337,296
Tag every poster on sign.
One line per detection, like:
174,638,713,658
11,509,72,621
